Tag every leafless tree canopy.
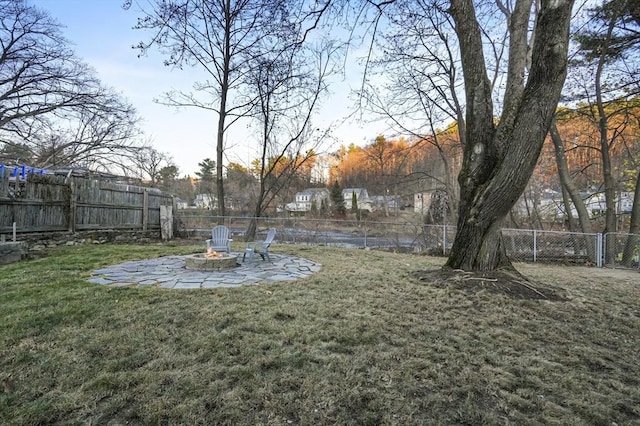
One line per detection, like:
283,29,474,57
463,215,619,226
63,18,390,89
127,0,344,214
1,0,145,174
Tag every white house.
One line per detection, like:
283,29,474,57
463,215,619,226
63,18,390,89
510,189,636,220
285,188,330,212
175,198,189,209
194,193,215,209
618,192,634,214
343,188,372,211
511,189,569,220
583,192,607,217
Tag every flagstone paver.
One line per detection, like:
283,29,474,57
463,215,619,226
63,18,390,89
88,253,321,289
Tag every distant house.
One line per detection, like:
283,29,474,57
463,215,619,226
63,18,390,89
510,188,636,220
194,193,215,209
617,192,634,214
538,188,565,218
369,195,402,210
285,188,330,212
511,188,567,220
175,198,189,209
582,192,607,217
415,190,451,220
415,191,441,215
342,188,373,211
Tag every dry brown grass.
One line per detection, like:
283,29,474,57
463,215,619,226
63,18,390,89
1,243,639,425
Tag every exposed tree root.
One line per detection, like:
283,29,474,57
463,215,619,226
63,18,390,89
410,268,568,301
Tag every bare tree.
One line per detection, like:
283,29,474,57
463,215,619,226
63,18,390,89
443,0,574,271
549,118,594,231
568,0,640,263
344,0,575,267
357,0,528,225
361,0,465,140
36,90,143,173
245,39,339,238
127,0,321,217
131,146,176,185
1,0,146,173
0,0,103,136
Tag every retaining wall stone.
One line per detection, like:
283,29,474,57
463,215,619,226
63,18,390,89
0,242,27,265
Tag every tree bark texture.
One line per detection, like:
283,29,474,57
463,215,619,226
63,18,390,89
445,0,574,271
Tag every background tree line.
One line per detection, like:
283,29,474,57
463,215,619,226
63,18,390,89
179,92,636,228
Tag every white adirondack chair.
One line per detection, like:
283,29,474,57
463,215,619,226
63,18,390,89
206,225,232,253
243,228,276,262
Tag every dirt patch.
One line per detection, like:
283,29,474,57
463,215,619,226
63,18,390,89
410,268,568,301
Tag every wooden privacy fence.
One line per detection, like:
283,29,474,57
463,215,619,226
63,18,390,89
0,173,174,235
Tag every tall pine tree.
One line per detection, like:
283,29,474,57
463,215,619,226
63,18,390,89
330,181,346,217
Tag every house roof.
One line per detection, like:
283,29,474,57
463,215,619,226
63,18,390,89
299,188,329,195
343,188,368,197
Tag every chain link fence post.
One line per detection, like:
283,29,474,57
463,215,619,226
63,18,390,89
597,233,603,268
442,224,447,256
364,218,367,249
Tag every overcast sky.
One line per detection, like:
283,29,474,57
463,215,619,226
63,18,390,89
30,0,388,177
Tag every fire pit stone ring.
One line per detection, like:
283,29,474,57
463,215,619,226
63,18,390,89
184,253,238,270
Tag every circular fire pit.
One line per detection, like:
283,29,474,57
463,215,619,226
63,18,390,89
184,253,238,271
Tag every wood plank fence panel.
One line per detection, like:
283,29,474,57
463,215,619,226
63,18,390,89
76,180,151,230
0,174,174,235
0,175,69,233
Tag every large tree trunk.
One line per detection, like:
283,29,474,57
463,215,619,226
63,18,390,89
445,0,574,271
550,119,596,261
621,170,640,266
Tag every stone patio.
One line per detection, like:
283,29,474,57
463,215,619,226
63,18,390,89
88,252,321,289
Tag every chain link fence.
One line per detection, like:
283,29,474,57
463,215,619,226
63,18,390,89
176,213,638,269
177,215,456,253
502,229,601,266
603,233,640,269
411,224,456,255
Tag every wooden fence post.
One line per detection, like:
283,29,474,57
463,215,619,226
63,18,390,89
68,179,76,232
143,188,149,231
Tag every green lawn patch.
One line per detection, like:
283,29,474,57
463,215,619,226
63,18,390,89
1,243,639,424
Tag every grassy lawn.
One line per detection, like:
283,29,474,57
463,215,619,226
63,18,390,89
1,243,639,425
